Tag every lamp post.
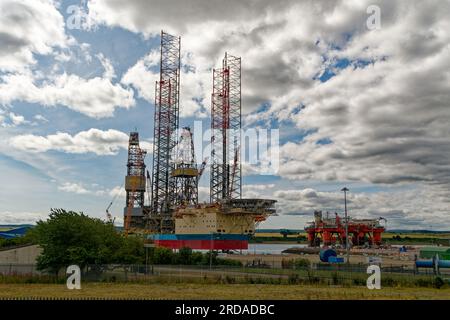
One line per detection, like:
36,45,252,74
341,187,350,264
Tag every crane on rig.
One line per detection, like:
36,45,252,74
197,157,208,182
105,182,123,224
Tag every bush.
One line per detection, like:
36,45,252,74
294,258,310,269
0,235,33,249
177,247,193,264
151,247,174,264
331,272,342,285
434,277,445,289
414,278,431,287
216,258,242,267
288,273,300,284
282,259,293,269
382,277,397,287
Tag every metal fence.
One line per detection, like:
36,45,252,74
0,263,446,287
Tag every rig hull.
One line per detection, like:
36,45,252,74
150,233,249,250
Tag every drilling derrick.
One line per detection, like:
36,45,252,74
151,31,181,233
172,127,198,206
148,49,276,250
124,132,147,231
211,53,242,202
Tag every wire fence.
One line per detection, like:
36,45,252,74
0,263,447,287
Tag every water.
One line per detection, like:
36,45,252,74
243,243,307,255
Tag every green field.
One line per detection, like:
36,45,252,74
1,283,449,300
253,231,450,245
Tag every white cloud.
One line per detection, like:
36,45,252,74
0,1,134,119
0,110,28,127
58,182,89,194
0,0,68,71
121,50,208,117
121,50,159,102
8,112,26,126
96,53,116,79
9,128,131,155
0,71,135,118
0,211,48,224
33,114,49,122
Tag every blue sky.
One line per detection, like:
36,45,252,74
1,0,450,230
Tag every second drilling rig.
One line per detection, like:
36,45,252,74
123,31,276,250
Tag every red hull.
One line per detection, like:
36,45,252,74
155,239,248,250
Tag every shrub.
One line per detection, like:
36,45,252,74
434,276,445,289
288,273,300,284
294,258,310,269
151,247,174,264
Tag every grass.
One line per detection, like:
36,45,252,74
383,232,450,239
0,283,450,300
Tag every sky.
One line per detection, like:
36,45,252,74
0,0,449,230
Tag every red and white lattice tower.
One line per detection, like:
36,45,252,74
151,31,181,232
210,53,242,202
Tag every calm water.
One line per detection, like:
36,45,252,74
244,243,307,255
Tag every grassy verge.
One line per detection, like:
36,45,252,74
1,267,446,289
1,283,450,300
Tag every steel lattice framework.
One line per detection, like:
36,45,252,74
210,53,242,202
124,132,146,231
172,127,198,206
151,31,181,226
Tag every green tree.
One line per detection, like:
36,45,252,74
30,208,144,273
151,247,174,264
177,247,193,265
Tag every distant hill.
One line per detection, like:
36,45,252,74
0,224,34,228
256,228,450,234
0,224,34,232
387,229,450,234
256,229,304,233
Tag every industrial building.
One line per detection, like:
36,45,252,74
0,226,31,239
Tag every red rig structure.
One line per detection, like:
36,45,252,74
305,211,386,247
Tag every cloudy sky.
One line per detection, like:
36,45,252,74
0,0,449,230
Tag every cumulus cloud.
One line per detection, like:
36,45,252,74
0,0,68,71
9,128,130,155
0,71,135,118
121,50,159,102
87,0,450,229
0,211,48,224
0,1,135,118
0,110,28,127
121,50,208,117
58,182,90,194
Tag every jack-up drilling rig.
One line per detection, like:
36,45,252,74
124,31,276,249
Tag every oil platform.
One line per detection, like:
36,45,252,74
122,31,276,250
305,211,385,247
